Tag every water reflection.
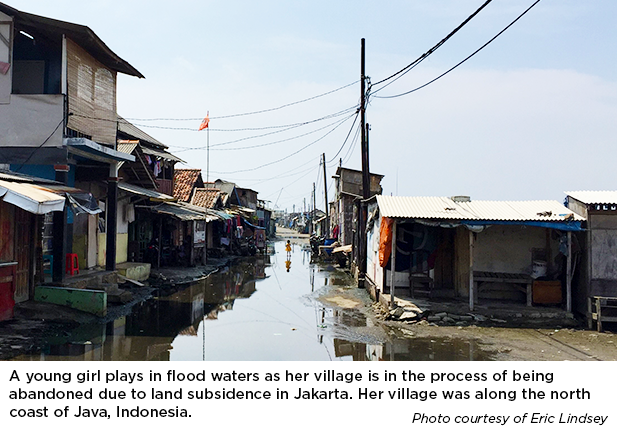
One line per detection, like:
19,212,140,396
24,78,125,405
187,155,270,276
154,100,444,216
17,241,494,361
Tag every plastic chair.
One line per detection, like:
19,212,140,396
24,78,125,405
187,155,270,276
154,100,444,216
66,253,79,275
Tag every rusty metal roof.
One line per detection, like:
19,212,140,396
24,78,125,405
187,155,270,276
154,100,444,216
0,2,143,78
376,195,584,222
566,191,617,205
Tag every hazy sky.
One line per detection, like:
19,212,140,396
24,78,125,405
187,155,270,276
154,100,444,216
7,0,617,211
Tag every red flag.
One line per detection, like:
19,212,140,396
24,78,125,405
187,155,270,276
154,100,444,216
199,113,210,131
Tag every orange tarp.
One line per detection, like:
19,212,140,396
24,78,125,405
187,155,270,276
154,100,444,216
379,217,393,267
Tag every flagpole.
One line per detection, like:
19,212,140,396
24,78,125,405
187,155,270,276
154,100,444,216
207,111,210,184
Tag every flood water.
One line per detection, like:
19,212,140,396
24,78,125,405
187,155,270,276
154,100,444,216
24,240,495,361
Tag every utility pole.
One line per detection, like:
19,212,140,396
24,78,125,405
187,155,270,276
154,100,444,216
313,182,317,234
360,38,369,201
322,153,330,236
357,38,370,283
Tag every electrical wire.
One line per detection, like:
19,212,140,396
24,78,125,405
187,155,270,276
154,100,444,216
373,0,542,99
168,106,357,151
207,113,356,175
14,117,65,171
123,80,359,122
206,115,358,152
370,0,494,95
326,109,360,163
341,122,362,165
122,105,358,133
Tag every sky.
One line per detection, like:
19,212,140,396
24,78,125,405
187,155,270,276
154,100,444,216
6,0,617,212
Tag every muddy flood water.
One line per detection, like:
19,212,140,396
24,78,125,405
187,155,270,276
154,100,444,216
21,240,498,361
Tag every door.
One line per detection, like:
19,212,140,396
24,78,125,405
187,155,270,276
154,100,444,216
14,208,32,303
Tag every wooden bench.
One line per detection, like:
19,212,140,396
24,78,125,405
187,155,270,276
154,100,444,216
473,271,533,306
587,296,617,332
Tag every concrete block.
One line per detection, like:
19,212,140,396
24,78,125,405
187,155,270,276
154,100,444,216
117,262,151,282
35,286,107,317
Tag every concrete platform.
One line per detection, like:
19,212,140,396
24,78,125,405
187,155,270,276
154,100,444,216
35,286,107,317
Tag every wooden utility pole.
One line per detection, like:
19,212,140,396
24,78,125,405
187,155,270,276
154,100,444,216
358,38,370,281
313,182,317,234
322,153,330,236
360,38,369,201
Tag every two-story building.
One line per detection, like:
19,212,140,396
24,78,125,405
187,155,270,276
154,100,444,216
0,3,141,285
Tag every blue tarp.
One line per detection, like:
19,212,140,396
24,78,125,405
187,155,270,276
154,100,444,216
462,219,583,232
243,219,266,230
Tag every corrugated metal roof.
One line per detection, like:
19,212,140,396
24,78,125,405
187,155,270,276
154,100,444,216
0,170,59,184
117,141,139,156
141,146,185,163
0,3,143,78
118,182,175,201
566,191,617,205
376,195,584,222
117,117,165,147
0,180,66,214
150,203,207,221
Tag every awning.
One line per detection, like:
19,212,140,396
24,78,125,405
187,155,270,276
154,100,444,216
118,182,175,202
209,209,233,220
66,137,136,163
148,203,209,221
141,146,186,164
0,180,65,214
33,185,102,215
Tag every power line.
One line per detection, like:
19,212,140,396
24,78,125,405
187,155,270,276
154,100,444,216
206,115,358,152
370,0,494,94
168,106,357,151
326,109,360,163
341,121,362,165
208,113,356,175
14,117,65,172
123,80,359,122
124,105,358,133
373,0,542,99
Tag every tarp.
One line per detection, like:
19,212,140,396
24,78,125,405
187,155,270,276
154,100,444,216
34,185,102,215
0,180,65,214
379,217,394,267
462,219,583,232
242,219,266,230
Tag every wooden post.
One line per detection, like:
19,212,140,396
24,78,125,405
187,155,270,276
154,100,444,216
106,162,119,271
157,216,162,269
596,297,602,332
566,231,572,313
390,221,397,309
469,230,475,311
